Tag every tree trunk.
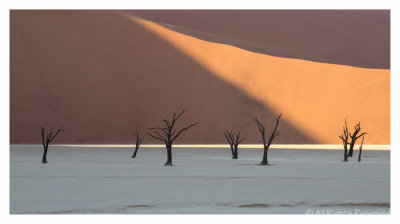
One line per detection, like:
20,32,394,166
132,146,139,158
229,146,235,159
358,146,362,162
348,147,353,157
164,145,173,166
42,147,48,164
232,150,238,159
260,146,269,165
344,144,348,162
348,141,355,157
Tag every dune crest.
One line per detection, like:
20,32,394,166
129,10,390,69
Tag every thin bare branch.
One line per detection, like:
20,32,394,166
49,128,64,142
161,119,171,128
154,131,166,141
170,110,185,130
234,131,241,146
171,122,198,142
356,132,368,139
252,117,265,134
147,132,167,144
224,130,233,146
271,114,282,134
41,127,45,147
133,130,144,146
149,127,169,137
238,137,246,145
139,136,145,145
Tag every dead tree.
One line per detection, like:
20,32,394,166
339,119,350,162
348,122,367,157
131,130,144,158
224,130,246,159
253,114,281,165
147,110,198,166
41,127,64,164
358,135,365,162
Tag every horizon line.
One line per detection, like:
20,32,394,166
12,144,390,150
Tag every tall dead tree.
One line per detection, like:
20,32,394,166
358,135,365,162
147,110,198,166
347,122,367,157
41,127,64,164
253,114,281,165
339,119,350,162
131,130,144,158
224,130,246,159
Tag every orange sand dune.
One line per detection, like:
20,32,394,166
10,10,389,144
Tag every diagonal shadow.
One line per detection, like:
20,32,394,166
10,10,316,144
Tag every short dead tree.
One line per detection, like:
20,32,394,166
253,114,282,165
358,135,365,162
339,119,350,162
347,122,367,157
339,119,368,162
131,130,144,158
224,130,246,159
147,110,198,166
41,127,64,164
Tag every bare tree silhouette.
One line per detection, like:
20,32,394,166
147,110,198,166
253,114,281,165
358,135,365,162
224,130,246,159
131,130,144,158
339,119,350,162
348,122,367,157
41,127,64,164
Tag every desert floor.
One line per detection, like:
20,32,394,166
10,145,390,214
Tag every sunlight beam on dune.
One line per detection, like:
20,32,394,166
120,12,390,144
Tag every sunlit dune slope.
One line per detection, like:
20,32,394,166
128,14,389,144
10,11,389,144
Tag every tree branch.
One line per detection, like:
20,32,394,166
41,127,46,147
171,122,198,142
49,128,64,142
224,130,233,146
252,117,265,134
238,137,246,145
147,132,167,144
149,127,169,137
169,110,184,130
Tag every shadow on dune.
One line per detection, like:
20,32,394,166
10,10,316,144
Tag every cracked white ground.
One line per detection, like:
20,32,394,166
10,145,390,214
